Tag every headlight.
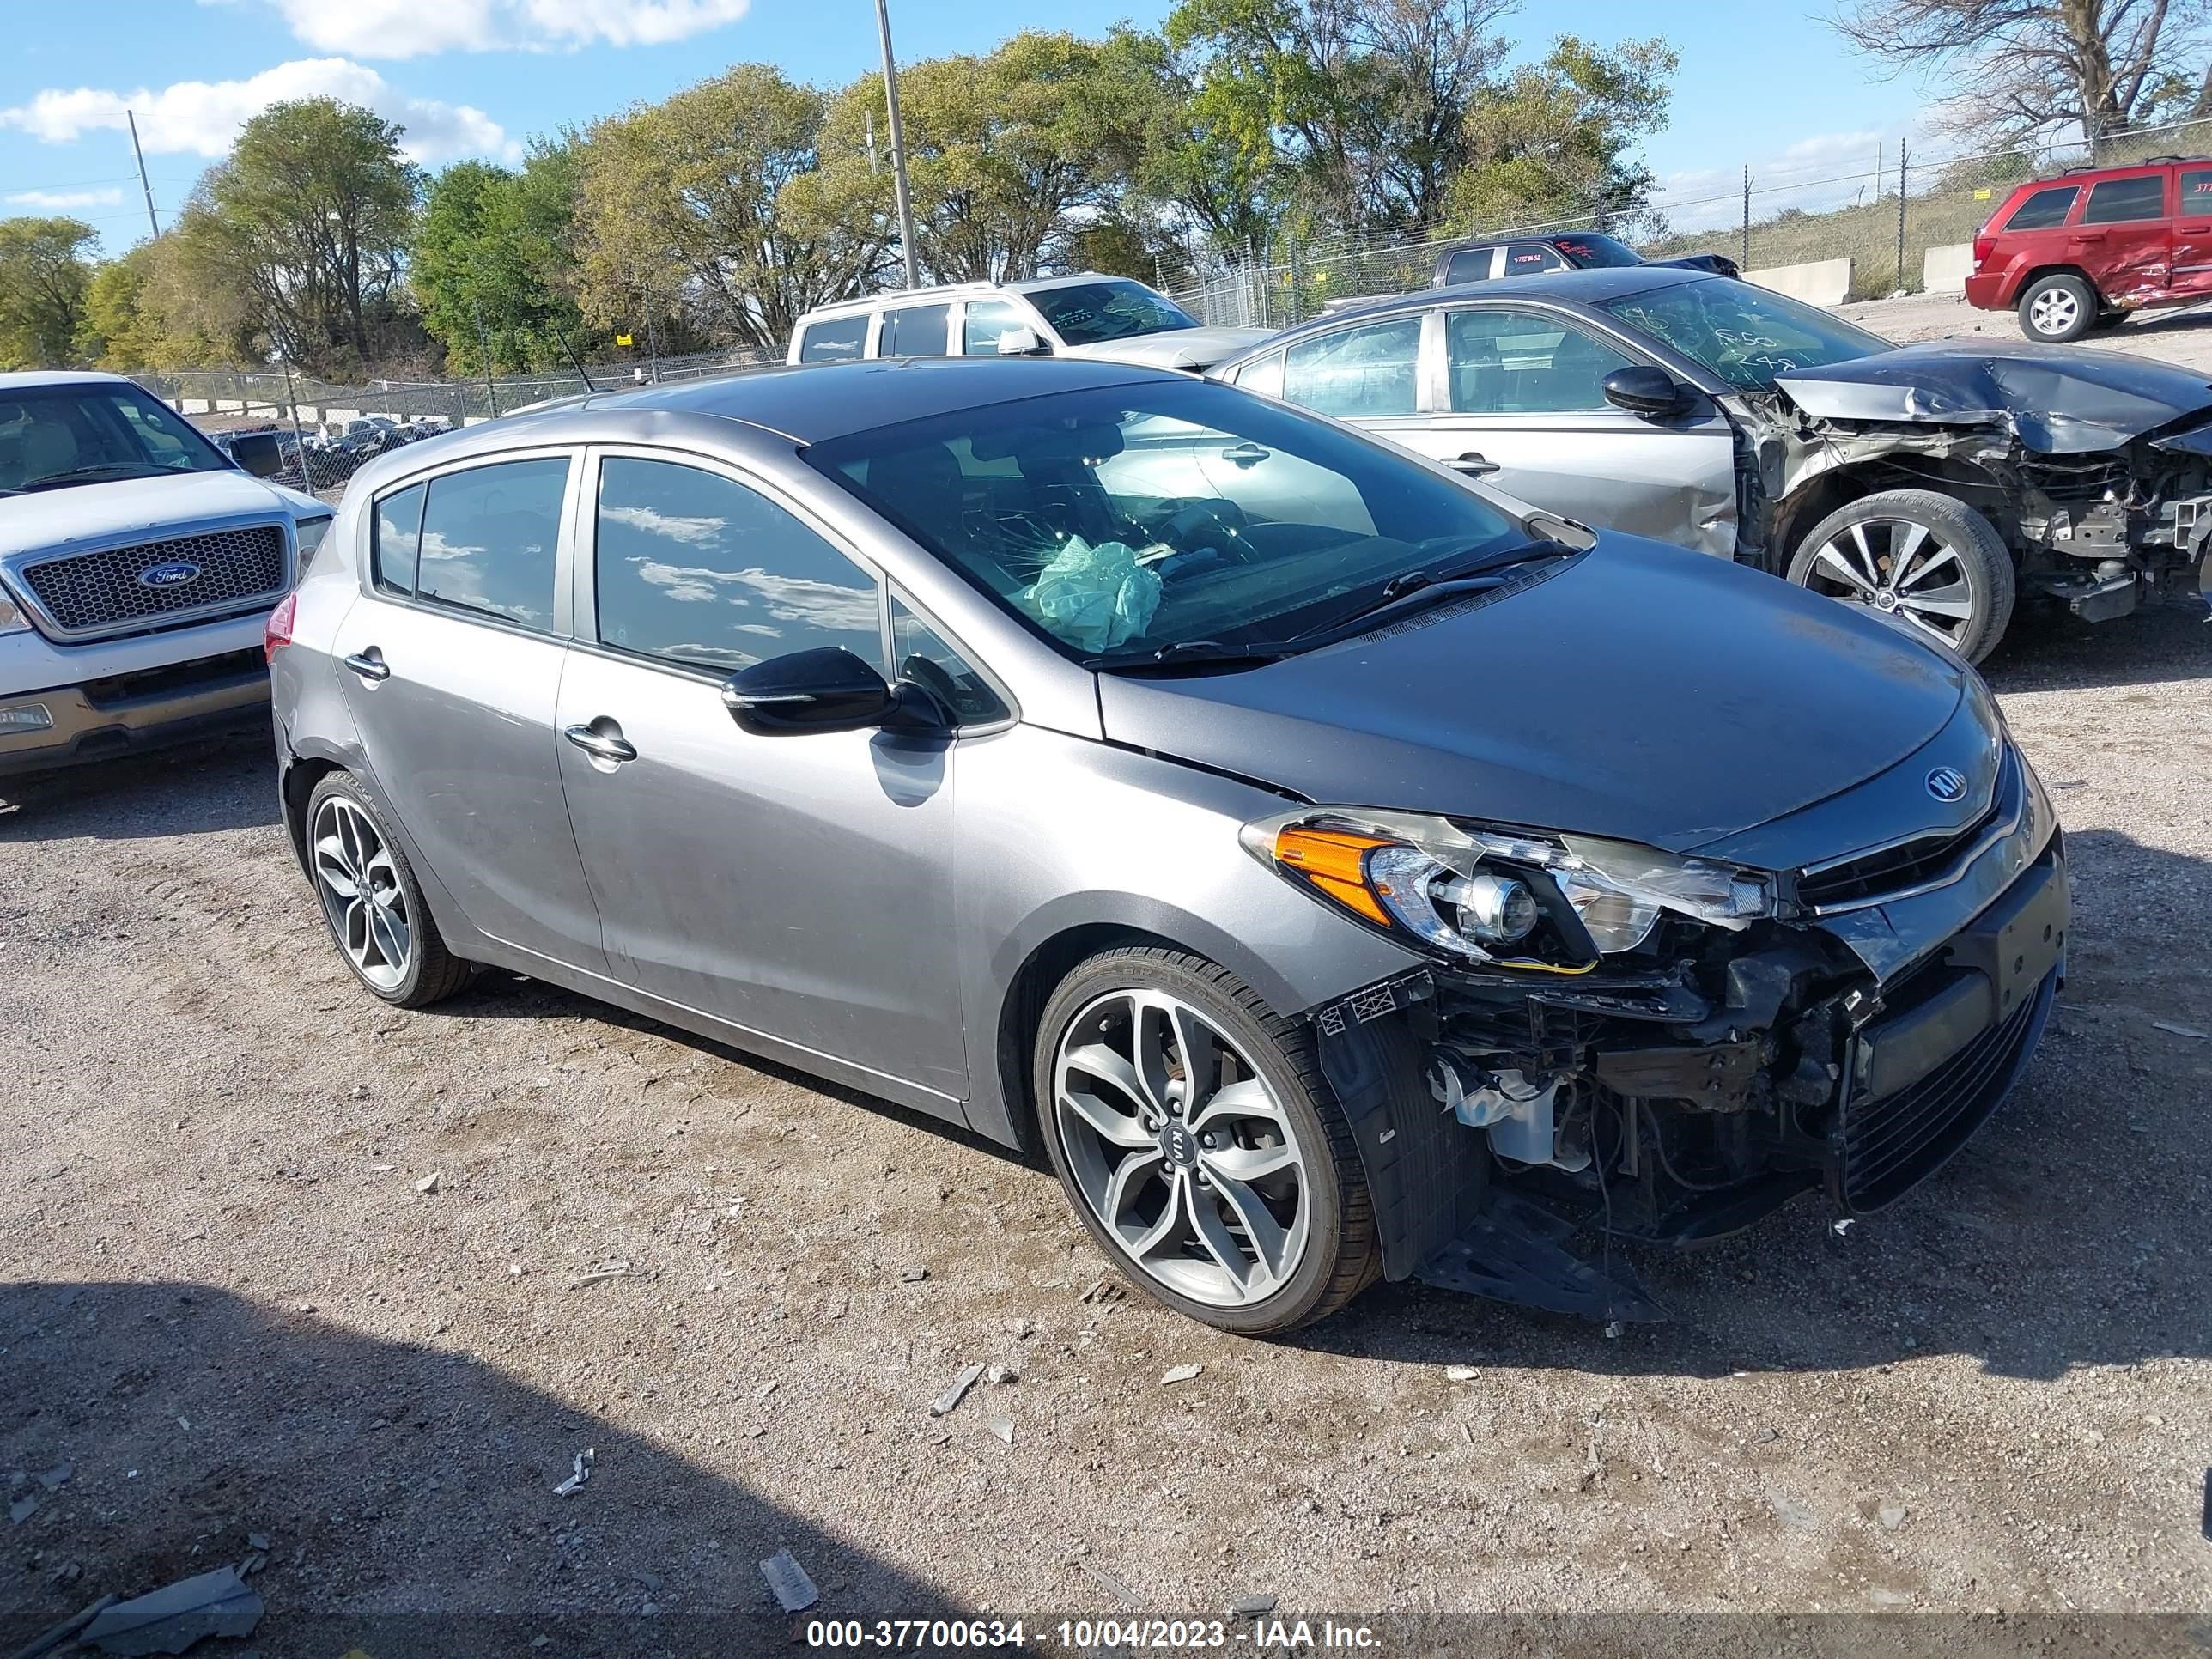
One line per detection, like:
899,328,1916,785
0,589,28,637
1241,807,1776,970
295,516,334,568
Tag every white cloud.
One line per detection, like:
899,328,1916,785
4,186,125,209
0,58,515,165
253,0,752,60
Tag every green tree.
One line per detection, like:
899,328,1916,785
0,216,97,369
413,144,586,374
574,64,882,352
183,98,422,373
1443,35,1677,230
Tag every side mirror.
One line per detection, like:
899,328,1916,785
720,647,899,735
230,430,285,478
1602,365,1690,417
996,325,1051,357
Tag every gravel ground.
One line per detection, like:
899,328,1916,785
1838,290,2212,372
7,338,2211,1658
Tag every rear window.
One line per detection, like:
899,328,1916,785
2081,173,2166,224
797,314,868,362
880,303,950,358
2003,185,2079,232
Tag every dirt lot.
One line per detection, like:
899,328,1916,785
9,343,2212,1658
1839,290,2212,372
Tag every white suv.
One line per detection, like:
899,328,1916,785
787,275,1268,373
0,371,333,778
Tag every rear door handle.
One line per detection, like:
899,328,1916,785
2179,222,2211,233
342,648,390,682
1449,452,1500,474
562,723,637,763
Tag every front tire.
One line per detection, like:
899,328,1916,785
1032,947,1376,1335
1787,489,2016,663
2018,273,2097,343
306,774,472,1008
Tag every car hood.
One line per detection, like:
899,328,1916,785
1061,326,1275,371
1774,339,2212,454
1096,539,1970,859
0,468,311,560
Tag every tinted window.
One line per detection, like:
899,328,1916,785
880,303,951,358
416,457,569,632
892,598,1007,725
798,314,869,362
2180,168,2212,210
594,457,883,674
2082,173,2166,224
810,378,1528,664
2004,185,2079,231
1549,233,1643,269
963,299,1026,355
1442,249,1492,284
1279,317,1421,417
373,483,427,597
1502,244,1568,275
1447,309,1635,414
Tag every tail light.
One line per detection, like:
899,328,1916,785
264,592,296,664
1972,228,1995,267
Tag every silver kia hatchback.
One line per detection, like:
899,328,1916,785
270,357,2065,1334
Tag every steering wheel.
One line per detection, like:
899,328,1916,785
1154,498,1255,562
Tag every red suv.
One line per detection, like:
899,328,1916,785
1966,155,2212,342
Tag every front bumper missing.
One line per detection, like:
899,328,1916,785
0,655,270,778
1313,827,2067,1324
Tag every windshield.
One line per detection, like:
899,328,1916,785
1028,281,1198,347
1597,276,1890,390
808,378,1534,663
1551,233,1643,269
0,385,232,493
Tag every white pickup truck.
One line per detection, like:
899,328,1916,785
0,371,332,779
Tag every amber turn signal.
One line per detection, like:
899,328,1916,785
1273,825,1393,925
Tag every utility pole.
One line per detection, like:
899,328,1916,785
1741,165,1751,270
875,0,921,290
1896,137,1910,295
126,111,160,240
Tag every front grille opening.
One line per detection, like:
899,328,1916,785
21,525,287,636
80,647,267,708
1797,752,2017,910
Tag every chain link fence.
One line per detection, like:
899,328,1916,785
1165,113,2212,329
135,345,778,501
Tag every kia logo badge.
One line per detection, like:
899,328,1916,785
1925,766,1968,803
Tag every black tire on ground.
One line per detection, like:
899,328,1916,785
2017,272,2099,343
1032,945,1379,1336
1787,488,2018,664
305,772,474,1009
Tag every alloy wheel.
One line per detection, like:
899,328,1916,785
1052,988,1310,1308
2027,287,2080,337
311,795,412,992
1800,517,1977,649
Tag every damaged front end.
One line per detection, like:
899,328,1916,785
1760,343,2212,620
1256,702,2067,1322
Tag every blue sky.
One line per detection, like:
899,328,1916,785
2,0,1935,252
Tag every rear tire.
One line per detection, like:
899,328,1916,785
305,773,472,1008
1032,946,1377,1335
2018,273,2097,343
1788,489,2016,664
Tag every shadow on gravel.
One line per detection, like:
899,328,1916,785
0,1280,966,1656
1978,596,2209,694
0,727,277,842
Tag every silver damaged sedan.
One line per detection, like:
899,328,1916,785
269,357,2066,1334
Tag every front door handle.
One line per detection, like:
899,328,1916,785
562,723,637,764
342,648,390,682
1449,452,1500,474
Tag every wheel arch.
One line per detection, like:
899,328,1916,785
2014,263,2102,308
281,754,343,878
1774,455,2016,570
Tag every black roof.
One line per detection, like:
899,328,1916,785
544,356,1169,443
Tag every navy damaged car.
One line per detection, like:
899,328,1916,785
1215,266,2212,660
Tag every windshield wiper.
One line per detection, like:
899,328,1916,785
1081,638,1292,672
17,463,168,492
1283,538,1578,643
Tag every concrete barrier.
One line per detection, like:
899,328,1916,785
1923,242,1976,295
1744,257,1853,307
178,398,210,415
214,398,244,413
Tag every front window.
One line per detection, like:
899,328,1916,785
1547,233,1643,269
1598,276,1888,392
1025,281,1196,347
1447,308,1636,413
0,384,231,494
808,379,1533,664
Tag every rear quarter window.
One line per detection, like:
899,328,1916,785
797,314,869,362
2002,185,2079,232
1441,249,1492,284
